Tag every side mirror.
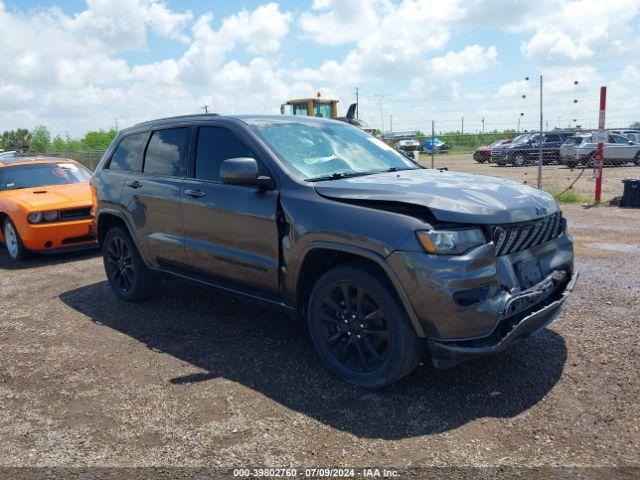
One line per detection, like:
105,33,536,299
220,157,273,189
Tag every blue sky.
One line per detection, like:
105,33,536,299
1,0,639,136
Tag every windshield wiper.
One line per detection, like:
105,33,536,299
305,166,421,182
305,171,374,182
376,166,421,173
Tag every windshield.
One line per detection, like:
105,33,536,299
250,121,421,181
0,162,91,191
512,134,530,144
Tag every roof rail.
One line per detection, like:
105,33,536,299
132,113,220,128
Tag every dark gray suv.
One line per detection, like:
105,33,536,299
92,114,577,387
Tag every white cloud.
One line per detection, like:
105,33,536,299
1,0,640,136
299,0,386,45
429,45,498,77
63,0,193,49
515,0,640,64
221,3,292,54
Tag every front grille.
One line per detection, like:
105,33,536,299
492,212,565,256
59,207,92,221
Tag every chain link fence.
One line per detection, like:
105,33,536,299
24,150,106,171
392,130,640,204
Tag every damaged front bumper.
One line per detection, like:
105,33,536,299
428,269,578,369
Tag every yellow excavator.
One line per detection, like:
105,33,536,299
280,94,338,119
280,93,374,132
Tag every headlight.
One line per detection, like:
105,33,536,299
416,228,486,255
28,212,43,223
43,210,59,222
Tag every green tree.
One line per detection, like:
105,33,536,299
29,125,51,153
1,129,31,152
630,121,640,128
81,129,117,150
51,135,67,153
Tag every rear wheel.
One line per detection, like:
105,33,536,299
103,226,160,301
3,218,28,261
634,152,640,166
307,263,423,388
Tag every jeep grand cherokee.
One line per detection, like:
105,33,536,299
92,114,577,388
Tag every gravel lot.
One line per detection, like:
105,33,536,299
1,166,639,469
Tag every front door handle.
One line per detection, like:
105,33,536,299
185,189,206,198
127,181,142,189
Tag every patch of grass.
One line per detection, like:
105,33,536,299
545,189,593,204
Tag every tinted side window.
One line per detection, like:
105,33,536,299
108,133,146,172
195,127,254,181
545,134,560,143
143,128,189,177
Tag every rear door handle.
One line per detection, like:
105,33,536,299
185,189,206,198
127,181,142,189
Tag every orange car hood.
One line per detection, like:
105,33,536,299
2,182,92,209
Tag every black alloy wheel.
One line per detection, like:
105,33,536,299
308,263,423,388
106,235,135,294
317,282,391,373
103,227,160,301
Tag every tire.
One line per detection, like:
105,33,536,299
307,262,423,388
3,218,28,261
103,226,160,301
634,152,640,166
512,153,527,167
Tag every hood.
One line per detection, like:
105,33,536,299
314,169,558,224
2,182,92,209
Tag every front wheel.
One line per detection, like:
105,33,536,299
103,226,160,301
512,153,527,167
307,263,423,388
3,218,28,261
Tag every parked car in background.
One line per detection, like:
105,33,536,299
0,150,18,160
396,138,422,152
610,129,640,141
473,139,512,163
492,131,574,166
92,114,576,387
423,137,450,153
0,157,96,260
559,132,640,168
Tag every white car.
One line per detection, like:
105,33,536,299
396,139,422,152
0,150,18,161
560,133,640,167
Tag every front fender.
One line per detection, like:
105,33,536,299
289,240,426,337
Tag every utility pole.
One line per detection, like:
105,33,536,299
202,105,209,114
354,87,359,118
375,94,384,132
481,117,485,133
431,120,435,169
114,118,118,132
537,75,543,189
389,115,393,134
461,116,464,134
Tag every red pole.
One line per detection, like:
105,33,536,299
594,86,607,204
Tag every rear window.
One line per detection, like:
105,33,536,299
108,133,146,172
143,128,189,177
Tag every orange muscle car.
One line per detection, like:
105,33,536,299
0,157,96,261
